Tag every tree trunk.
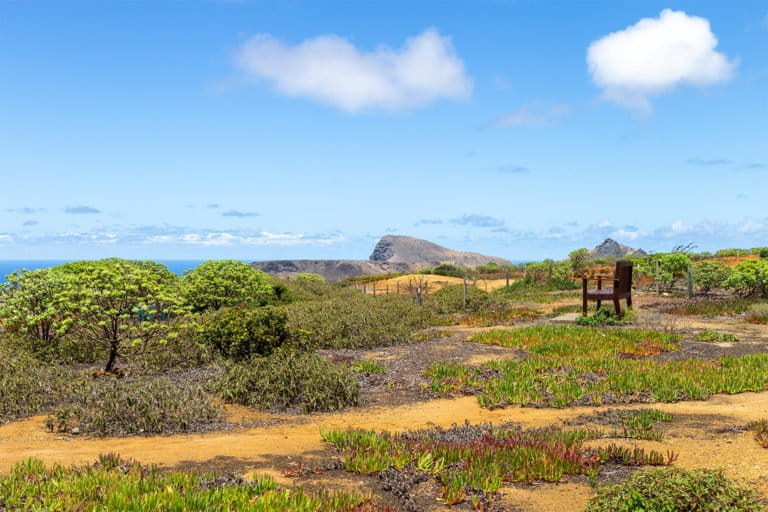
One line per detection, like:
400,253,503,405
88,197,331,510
105,342,119,371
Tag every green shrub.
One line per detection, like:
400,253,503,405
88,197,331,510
0,456,372,511
294,272,326,284
427,284,492,314
48,377,222,436
585,468,764,512
725,260,768,297
284,294,434,349
197,306,288,361
0,344,73,423
431,263,470,278
693,260,732,294
216,349,359,413
182,260,273,312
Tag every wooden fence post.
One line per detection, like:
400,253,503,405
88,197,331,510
505,270,510,288
655,260,660,296
396,281,400,295
463,276,468,310
687,265,693,298
363,283,367,295
372,283,376,297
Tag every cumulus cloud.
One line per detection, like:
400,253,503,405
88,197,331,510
222,210,260,218
587,9,736,110
65,205,101,215
450,214,504,228
234,28,472,112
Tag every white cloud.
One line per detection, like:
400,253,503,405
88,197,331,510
587,9,736,110
234,28,472,112
492,102,571,128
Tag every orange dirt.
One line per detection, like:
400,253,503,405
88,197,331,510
2,393,768,510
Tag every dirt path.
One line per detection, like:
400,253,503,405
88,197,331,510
2,393,767,476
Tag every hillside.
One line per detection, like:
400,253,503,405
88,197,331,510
251,235,509,281
589,238,647,259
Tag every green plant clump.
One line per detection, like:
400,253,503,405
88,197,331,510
216,349,359,413
285,294,434,349
196,306,289,361
427,284,492,314
746,303,768,325
696,330,740,342
576,307,636,326
585,468,765,512
429,326,768,408
0,345,73,423
0,455,376,512
48,376,222,436
323,422,675,507
351,359,387,374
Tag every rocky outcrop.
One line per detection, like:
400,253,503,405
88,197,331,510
370,235,509,267
590,238,647,259
251,235,509,282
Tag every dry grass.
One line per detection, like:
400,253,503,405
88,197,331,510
356,274,513,294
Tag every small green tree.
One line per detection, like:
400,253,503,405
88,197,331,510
0,267,77,348
692,260,731,295
568,248,590,274
58,259,188,371
725,260,768,298
181,260,273,312
657,253,691,291
294,273,326,284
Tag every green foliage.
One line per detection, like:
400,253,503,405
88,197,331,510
725,259,768,297
696,330,740,342
0,456,375,512
0,344,73,423
430,263,470,278
48,376,222,436
569,248,590,273
323,422,674,507
294,272,326,284
285,294,434,349
216,349,359,413
427,284,492,314
759,248,768,259
693,260,732,294
54,259,188,371
434,327,768,408
493,280,579,302
182,260,273,312
585,468,764,512
0,267,77,350
196,306,288,361
576,307,635,326
351,359,387,374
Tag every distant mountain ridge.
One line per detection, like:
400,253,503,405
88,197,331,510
589,238,647,259
251,235,509,282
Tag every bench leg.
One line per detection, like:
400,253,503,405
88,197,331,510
596,300,601,311
613,298,622,319
627,294,632,309
582,295,588,315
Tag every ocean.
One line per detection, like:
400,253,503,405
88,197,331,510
0,260,210,283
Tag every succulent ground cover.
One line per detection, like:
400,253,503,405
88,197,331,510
426,326,768,408
322,422,676,510
657,297,762,317
0,455,383,512
584,467,765,512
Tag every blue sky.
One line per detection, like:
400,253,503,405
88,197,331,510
1,0,766,261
